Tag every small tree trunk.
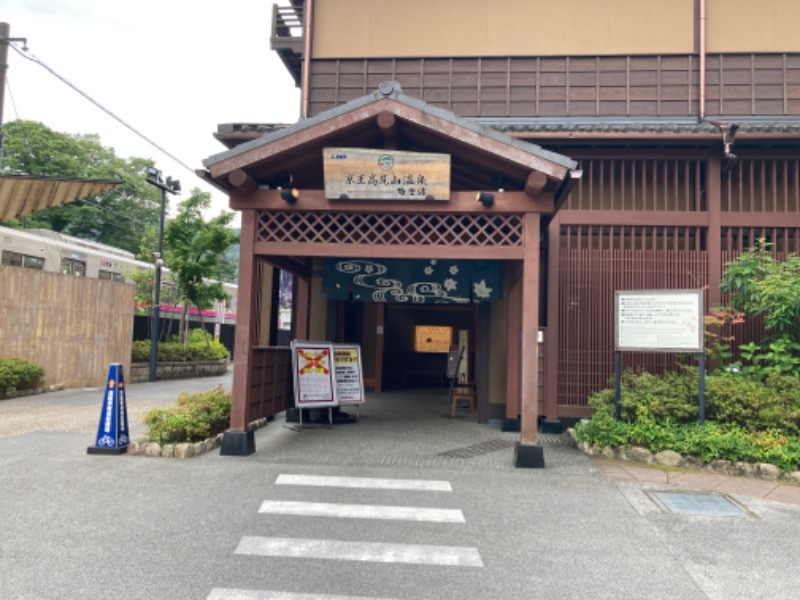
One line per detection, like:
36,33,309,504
196,312,212,349
180,300,190,347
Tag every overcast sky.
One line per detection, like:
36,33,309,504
1,0,301,220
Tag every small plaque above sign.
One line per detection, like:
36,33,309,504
323,147,451,201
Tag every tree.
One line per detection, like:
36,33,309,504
720,238,800,337
164,189,238,345
1,120,162,255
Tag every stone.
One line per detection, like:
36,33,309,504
127,441,139,455
174,444,194,458
566,428,577,444
161,444,175,458
626,447,654,463
193,441,206,455
732,461,756,477
708,459,732,474
654,450,683,467
680,456,705,470
144,443,162,457
204,439,215,452
601,445,616,458
782,471,800,485
756,463,781,480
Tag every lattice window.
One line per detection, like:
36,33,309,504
256,211,524,247
560,225,706,251
565,158,704,212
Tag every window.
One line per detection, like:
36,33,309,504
98,269,124,282
2,250,45,270
61,257,86,276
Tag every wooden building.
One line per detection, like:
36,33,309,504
200,0,800,463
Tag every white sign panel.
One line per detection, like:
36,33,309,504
333,344,366,406
615,290,704,352
291,341,338,408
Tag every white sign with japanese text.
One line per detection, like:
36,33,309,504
615,290,704,352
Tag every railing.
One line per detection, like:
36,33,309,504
272,4,304,40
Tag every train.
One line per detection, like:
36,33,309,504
0,224,237,325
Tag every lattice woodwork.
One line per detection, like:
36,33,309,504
256,211,524,247
565,158,704,212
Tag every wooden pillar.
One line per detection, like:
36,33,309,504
544,213,561,421
221,209,258,455
707,157,722,307
520,212,540,445
505,265,522,419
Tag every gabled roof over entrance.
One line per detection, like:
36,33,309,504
201,82,578,195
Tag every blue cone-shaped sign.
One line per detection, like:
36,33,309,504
87,363,130,455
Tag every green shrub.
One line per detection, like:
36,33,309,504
706,373,800,435
0,358,46,395
143,385,231,444
131,335,229,363
587,368,699,424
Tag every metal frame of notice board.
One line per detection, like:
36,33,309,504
614,289,706,424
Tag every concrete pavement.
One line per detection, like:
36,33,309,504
2,374,800,598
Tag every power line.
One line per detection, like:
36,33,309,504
2,36,197,177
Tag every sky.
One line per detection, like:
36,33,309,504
1,0,301,221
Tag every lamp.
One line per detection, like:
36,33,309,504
144,167,181,383
281,188,299,204
476,191,495,208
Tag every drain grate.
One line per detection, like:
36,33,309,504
438,438,517,459
651,492,746,516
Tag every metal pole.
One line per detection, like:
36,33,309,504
614,351,621,421
698,352,706,426
148,186,167,382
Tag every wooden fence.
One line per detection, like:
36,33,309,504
0,266,134,388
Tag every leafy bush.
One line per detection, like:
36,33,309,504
706,373,800,435
143,385,231,444
576,367,800,472
0,358,46,395
131,334,229,363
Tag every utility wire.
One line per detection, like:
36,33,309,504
2,37,197,177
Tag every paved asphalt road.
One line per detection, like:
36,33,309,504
2,373,800,599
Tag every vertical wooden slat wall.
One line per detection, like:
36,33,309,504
309,54,800,119
552,155,800,414
0,266,134,388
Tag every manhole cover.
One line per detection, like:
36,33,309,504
651,492,747,516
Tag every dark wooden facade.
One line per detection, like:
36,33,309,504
306,55,800,119
232,0,800,429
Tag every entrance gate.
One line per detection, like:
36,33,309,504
201,82,579,464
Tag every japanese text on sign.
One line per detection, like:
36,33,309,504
615,290,704,352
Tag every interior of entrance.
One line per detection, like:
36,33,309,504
379,304,475,390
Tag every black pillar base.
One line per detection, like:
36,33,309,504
220,429,256,456
541,419,563,434
501,418,521,432
87,445,128,455
513,442,545,469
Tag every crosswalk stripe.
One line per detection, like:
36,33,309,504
258,500,465,523
207,589,394,600
235,536,483,567
275,474,452,492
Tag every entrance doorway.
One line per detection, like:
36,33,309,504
382,304,475,390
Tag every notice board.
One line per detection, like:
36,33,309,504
333,344,366,406
615,290,704,352
291,340,338,408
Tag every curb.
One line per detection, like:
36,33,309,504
567,428,800,486
127,418,269,459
